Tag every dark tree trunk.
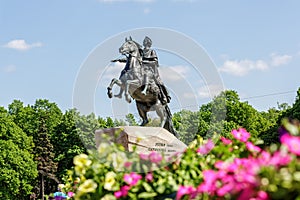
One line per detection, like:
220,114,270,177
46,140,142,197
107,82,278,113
41,174,44,200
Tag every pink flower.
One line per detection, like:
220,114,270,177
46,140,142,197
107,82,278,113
145,172,153,182
214,160,226,169
280,134,300,156
123,172,142,186
256,190,269,200
197,139,214,155
269,151,291,166
220,137,232,145
114,190,122,199
114,185,130,198
231,128,250,142
176,185,196,200
217,182,234,197
124,161,132,168
257,151,271,165
198,170,218,194
246,142,261,153
237,187,255,200
149,151,163,163
139,153,149,160
67,192,74,197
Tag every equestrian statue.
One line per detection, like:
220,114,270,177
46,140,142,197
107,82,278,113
107,36,178,137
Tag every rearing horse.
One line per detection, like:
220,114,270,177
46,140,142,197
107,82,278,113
107,37,178,137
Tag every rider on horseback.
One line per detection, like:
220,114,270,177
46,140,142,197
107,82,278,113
141,36,171,105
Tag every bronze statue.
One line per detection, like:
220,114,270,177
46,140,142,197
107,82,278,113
141,36,171,105
107,36,178,137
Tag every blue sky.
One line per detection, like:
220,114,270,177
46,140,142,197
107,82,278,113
1,0,300,118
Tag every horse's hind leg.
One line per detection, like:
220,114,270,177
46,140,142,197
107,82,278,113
155,103,167,127
136,102,149,126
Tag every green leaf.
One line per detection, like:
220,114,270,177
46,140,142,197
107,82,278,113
142,182,153,192
138,192,157,199
157,185,166,194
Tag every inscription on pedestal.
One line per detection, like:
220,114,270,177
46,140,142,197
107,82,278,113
95,126,187,159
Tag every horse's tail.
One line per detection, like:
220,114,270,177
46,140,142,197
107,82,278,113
164,105,179,138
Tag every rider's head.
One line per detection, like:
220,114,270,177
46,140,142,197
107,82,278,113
143,36,152,47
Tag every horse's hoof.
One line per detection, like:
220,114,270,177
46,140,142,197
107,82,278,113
107,88,113,98
125,95,131,103
140,119,149,126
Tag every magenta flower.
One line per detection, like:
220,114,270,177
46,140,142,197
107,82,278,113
114,190,122,199
124,161,132,168
197,139,214,155
123,172,142,186
114,185,130,198
139,153,149,160
257,151,271,165
237,187,255,200
220,136,232,145
214,160,226,169
67,191,74,197
217,182,234,197
198,170,218,194
256,190,269,200
280,134,300,156
176,185,196,200
231,128,250,142
149,151,163,163
246,141,261,153
269,151,291,166
145,172,153,182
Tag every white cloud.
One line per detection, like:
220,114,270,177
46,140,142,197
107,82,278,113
219,53,293,76
160,65,190,82
270,53,292,67
198,84,223,98
102,62,125,81
3,39,42,51
99,0,154,3
2,65,16,73
183,92,196,99
219,59,268,76
102,64,190,83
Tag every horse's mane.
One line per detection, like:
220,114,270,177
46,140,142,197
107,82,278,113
131,40,143,57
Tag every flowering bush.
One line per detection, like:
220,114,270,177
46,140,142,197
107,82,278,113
63,120,300,200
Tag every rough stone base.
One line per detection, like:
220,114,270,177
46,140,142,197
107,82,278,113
95,126,187,159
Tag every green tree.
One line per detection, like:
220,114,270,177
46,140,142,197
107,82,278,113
8,99,63,198
35,116,58,200
52,109,86,179
0,107,37,199
125,113,138,126
261,88,300,145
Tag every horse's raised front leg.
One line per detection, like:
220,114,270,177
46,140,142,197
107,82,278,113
107,78,123,99
113,80,124,99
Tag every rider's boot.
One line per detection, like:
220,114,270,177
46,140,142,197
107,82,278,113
141,85,148,95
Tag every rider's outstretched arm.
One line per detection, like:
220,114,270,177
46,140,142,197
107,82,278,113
111,58,127,63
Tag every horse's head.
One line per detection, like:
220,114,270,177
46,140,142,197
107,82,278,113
119,37,141,56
